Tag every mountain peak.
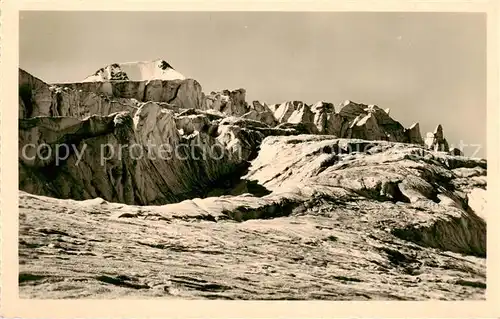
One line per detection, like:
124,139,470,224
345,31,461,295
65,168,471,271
83,59,186,82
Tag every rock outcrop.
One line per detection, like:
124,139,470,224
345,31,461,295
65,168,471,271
19,68,204,119
235,99,431,146
19,68,53,118
335,102,408,142
272,101,318,133
18,109,242,205
405,123,424,145
204,89,249,116
240,101,278,127
311,101,335,133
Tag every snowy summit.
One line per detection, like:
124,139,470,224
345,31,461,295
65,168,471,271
83,59,186,82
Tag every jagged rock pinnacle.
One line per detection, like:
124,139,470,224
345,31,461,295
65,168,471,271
83,59,186,82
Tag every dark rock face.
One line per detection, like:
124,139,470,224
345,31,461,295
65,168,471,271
405,123,424,145
203,98,432,146
18,66,486,300
449,147,464,156
19,69,54,118
159,60,174,70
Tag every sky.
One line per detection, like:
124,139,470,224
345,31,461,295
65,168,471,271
19,11,486,157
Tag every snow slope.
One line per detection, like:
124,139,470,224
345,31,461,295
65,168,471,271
83,59,186,82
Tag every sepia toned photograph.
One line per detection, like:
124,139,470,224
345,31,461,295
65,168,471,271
16,9,488,302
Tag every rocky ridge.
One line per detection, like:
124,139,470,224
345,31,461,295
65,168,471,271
18,61,487,300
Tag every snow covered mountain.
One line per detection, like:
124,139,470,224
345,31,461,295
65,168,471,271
83,59,186,82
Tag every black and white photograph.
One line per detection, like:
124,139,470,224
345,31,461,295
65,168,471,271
2,1,499,316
